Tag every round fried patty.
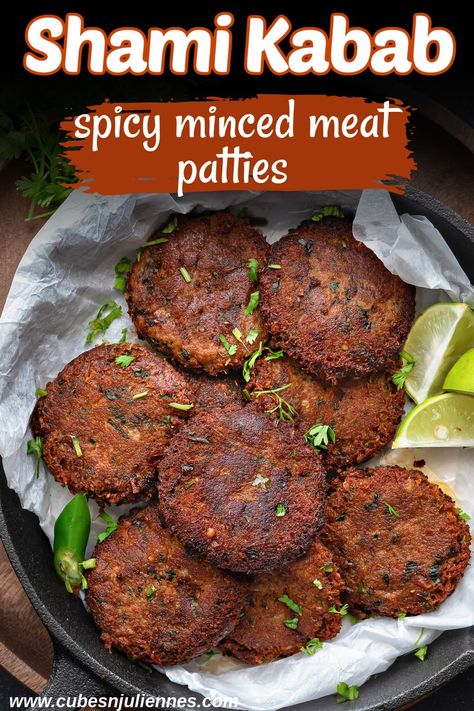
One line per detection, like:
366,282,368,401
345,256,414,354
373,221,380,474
86,505,245,665
185,371,245,414
220,542,344,664
158,405,327,573
126,212,269,375
33,344,193,504
259,218,415,382
323,466,471,617
247,355,405,469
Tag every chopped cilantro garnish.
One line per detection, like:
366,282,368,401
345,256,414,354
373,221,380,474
321,562,333,573
220,334,237,356
283,618,299,630
253,383,298,423
252,474,270,488
330,604,348,616
313,578,323,590
300,638,323,655
119,328,127,344
398,612,407,620
384,501,400,518
247,258,259,282
335,682,359,703
264,347,284,361
414,627,425,647
392,350,416,390
81,558,96,571
275,503,287,517
169,402,194,411
358,582,366,593
279,594,302,615
113,256,132,291
35,387,47,397
246,328,259,344
179,266,192,283
245,290,260,315
304,424,336,451
456,507,471,521
268,264,281,269
70,436,83,457
145,585,157,600
142,237,168,247
162,216,178,233
97,511,118,543
312,205,344,222
132,391,148,400
242,343,284,382
414,645,428,661
115,354,135,368
26,436,42,478
86,301,122,344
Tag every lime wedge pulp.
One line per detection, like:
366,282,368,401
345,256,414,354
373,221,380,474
443,348,474,395
393,393,474,448
403,303,474,404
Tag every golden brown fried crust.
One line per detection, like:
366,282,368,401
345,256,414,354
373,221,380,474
32,344,193,505
86,505,245,665
247,356,405,469
220,542,344,664
259,219,415,382
323,466,471,618
185,371,245,414
158,405,327,574
126,212,269,375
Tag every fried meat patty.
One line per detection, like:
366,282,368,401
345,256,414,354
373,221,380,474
86,505,245,665
220,542,344,664
33,344,193,504
259,218,415,382
186,371,245,414
247,355,405,469
126,212,269,375
323,466,471,617
158,405,326,573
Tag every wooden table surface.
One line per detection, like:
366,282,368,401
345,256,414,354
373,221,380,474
0,117,473,695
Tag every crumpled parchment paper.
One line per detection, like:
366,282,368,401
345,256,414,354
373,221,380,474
0,189,472,710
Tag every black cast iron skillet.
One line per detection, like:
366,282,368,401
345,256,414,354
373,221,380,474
1,185,473,709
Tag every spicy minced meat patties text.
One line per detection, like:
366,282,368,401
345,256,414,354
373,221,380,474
126,212,269,375
220,542,344,664
33,344,193,505
158,404,327,574
259,218,415,382
247,354,405,469
86,504,245,665
323,466,471,618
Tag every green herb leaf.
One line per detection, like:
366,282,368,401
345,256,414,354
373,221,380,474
35,387,47,397
253,383,298,423
162,216,178,233
144,585,157,600
169,402,194,411
312,205,344,222
300,638,323,655
132,391,148,400
304,424,336,451
220,334,238,356
119,328,128,344
113,256,132,291
264,347,284,361
179,266,192,283
81,558,96,570
330,604,349,616
97,511,118,543
275,503,287,517
336,682,359,703
247,258,259,282
392,350,416,390
456,507,471,521
268,264,281,269
414,645,428,661
279,594,302,615
86,301,122,344
246,328,259,344
384,501,400,518
243,342,263,382
245,291,260,315
142,237,168,247
26,436,42,477
321,562,333,573
414,627,425,647
313,579,323,590
70,436,83,457
115,354,135,368
283,617,299,630
398,612,407,620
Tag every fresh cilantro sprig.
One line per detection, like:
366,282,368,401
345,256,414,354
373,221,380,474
247,258,259,282
242,342,284,382
300,638,323,656
278,594,302,615
392,350,416,390
253,384,298,423
220,334,237,356
304,424,336,451
335,682,359,703
113,257,132,291
26,436,43,477
245,290,260,315
97,511,118,543
312,206,344,222
86,301,122,344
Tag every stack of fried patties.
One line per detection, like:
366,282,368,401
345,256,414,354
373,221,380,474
33,211,471,667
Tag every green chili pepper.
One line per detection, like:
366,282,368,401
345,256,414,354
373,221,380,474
53,493,93,593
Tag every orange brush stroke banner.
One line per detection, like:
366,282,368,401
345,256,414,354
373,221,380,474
61,95,415,196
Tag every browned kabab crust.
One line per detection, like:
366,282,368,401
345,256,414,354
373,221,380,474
158,405,327,573
185,371,245,414
247,355,405,469
259,218,415,382
86,505,245,665
323,466,471,618
32,344,193,505
220,542,344,664
126,212,269,375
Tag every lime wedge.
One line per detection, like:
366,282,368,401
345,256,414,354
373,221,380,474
393,393,474,448
403,303,474,404
443,348,474,395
